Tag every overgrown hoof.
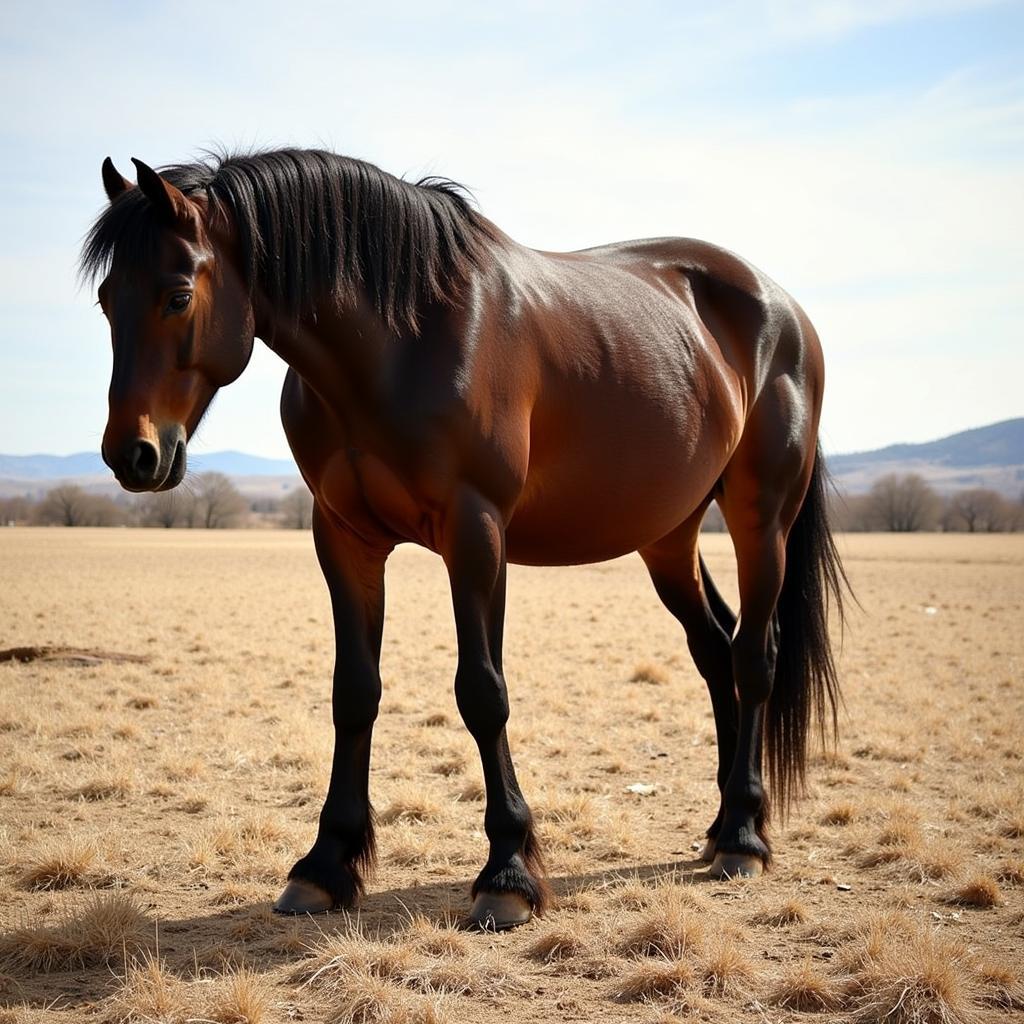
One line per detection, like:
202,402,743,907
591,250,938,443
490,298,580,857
708,852,764,879
467,891,533,930
273,878,336,915
700,837,717,863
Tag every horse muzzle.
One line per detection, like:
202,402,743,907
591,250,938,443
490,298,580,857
103,425,187,492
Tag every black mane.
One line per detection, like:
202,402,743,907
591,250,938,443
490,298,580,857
80,148,492,333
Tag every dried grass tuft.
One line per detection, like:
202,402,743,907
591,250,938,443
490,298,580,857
769,960,842,1012
618,895,706,959
752,897,808,927
401,915,469,959
995,858,1024,885
975,960,1024,1011
206,965,272,1024
616,957,694,1001
379,787,441,825
822,802,857,825
71,774,133,801
948,875,1001,908
698,936,756,997
109,950,189,1023
526,923,588,962
630,662,670,685
843,916,979,1024
0,892,148,973
18,839,98,891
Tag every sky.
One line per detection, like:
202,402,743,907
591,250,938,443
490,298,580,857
0,0,1021,459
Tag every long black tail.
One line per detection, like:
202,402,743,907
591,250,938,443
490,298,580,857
766,443,849,817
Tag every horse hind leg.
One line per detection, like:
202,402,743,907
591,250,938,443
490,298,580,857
640,508,737,862
708,403,826,879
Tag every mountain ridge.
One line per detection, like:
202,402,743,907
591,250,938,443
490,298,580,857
1,418,1022,497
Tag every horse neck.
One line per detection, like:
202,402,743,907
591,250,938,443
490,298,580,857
254,291,391,405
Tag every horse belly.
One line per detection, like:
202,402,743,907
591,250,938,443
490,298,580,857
505,391,727,566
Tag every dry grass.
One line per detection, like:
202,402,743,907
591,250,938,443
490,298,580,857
975,960,1024,1011
822,801,858,825
71,773,133,801
629,662,669,685
1,530,1023,1024
751,897,808,927
206,966,273,1024
615,957,694,1001
842,915,979,1024
948,875,1001,908
769,960,842,1012
698,936,756,997
378,786,442,824
0,893,148,973
526,922,589,962
617,893,707,958
108,951,190,1023
18,838,98,890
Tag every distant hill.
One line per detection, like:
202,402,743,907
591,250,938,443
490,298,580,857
0,450,297,480
0,450,301,500
2,418,1022,499
827,418,1024,497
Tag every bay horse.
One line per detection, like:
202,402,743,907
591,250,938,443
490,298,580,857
82,149,845,929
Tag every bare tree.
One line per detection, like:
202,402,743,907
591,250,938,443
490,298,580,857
81,494,127,526
867,473,940,532
34,485,93,526
828,491,875,532
0,495,33,525
195,472,248,529
280,486,314,529
34,486,125,526
136,491,182,528
946,488,1009,533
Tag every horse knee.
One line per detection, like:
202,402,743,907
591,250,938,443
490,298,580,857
455,664,509,740
332,666,381,733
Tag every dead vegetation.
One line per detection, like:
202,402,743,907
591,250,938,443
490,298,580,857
0,893,148,973
1,530,1022,1024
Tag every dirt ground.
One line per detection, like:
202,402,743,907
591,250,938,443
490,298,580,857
0,527,1021,1023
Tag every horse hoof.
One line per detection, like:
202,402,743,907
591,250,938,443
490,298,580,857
708,852,764,879
700,838,717,862
468,891,533,930
273,879,336,915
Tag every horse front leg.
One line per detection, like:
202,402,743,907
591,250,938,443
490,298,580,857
442,488,547,929
274,506,390,914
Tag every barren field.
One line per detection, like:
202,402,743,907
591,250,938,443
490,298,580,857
0,528,1022,1023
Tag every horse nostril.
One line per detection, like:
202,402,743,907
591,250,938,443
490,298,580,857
129,440,160,481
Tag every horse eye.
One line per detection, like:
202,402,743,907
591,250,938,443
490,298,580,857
166,292,192,314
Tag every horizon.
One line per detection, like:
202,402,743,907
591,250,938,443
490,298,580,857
1,2,1021,458
3,413,1023,463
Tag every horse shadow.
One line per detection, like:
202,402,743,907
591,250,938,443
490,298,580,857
3,859,716,1010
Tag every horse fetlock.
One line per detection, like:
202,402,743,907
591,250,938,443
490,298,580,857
283,848,367,911
708,851,765,880
712,816,772,863
273,877,337,915
472,849,547,915
468,890,533,930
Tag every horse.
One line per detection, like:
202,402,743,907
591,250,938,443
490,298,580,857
82,148,846,929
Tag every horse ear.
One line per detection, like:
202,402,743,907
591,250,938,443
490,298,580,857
131,157,191,226
102,157,133,202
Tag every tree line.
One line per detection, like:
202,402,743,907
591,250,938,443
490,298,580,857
0,472,314,529
3,471,1020,533
698,472,1021,534
831,474,1022,533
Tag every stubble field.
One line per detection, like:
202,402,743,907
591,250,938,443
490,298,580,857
0,527,1021,1024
